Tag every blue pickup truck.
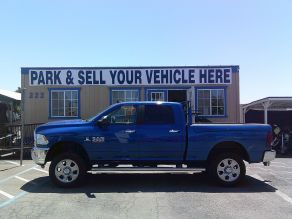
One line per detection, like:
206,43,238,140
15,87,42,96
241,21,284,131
31,101,276,187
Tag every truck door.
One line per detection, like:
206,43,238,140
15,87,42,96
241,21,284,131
89,104,138,161
135,104,186,161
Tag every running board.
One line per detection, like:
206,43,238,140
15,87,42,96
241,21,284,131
89,167,206,173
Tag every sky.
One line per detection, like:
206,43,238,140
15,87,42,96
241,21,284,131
0,0,291,104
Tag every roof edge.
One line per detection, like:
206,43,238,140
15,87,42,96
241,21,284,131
21,65,240,74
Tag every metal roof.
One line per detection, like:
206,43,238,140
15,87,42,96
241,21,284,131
0,89,21,101
241,97,292,111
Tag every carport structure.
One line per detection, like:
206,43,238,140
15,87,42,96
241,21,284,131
0,89,21,124
241,97,292,124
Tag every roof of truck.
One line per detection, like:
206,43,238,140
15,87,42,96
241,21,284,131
112,101,182,106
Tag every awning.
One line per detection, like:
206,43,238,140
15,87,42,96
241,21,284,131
241,97,292,124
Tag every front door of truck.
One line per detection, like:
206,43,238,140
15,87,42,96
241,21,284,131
135,104,185,161
89,104,138,161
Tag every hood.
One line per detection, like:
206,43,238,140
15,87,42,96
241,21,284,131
35,119,88,133
45,119,85,126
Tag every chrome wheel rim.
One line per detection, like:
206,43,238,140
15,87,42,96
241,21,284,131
55,159,79,183
217,158,240,182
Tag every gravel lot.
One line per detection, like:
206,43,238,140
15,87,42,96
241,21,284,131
0,158,292,219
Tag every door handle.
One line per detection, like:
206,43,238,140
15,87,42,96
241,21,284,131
125,129,136,134
169,129,181,133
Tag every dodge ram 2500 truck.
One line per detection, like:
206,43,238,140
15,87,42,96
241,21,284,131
31,101,276,187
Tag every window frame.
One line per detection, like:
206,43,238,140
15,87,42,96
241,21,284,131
106,105,137,125
48,88,80,119
150,91,165,101
195,87,227,118
145,87,191,102
109,88,140,104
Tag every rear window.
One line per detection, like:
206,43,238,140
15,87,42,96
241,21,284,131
140,105,175,124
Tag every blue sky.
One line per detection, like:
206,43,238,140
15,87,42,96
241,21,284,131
0,0,291,103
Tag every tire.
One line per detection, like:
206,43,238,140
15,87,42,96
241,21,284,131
49,153,87,188
208,152,246,186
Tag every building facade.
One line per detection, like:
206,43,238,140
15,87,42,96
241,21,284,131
21,66,240,124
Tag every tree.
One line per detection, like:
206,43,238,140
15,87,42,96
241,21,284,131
15,87,21,93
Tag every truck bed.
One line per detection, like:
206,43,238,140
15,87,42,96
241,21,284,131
187,123,271,163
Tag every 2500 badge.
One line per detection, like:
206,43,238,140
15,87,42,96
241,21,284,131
84,136,105,143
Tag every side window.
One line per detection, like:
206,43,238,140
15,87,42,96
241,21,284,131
107,105,137,125
140,105,175,124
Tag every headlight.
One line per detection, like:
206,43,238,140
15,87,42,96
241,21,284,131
35,134,49,145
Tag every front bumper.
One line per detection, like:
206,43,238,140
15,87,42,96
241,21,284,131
263,150,276,165
31,147,49,165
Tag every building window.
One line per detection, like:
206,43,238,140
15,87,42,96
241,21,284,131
50,89,79,117
150,92,165,101
197,89,225,116
146,89,189,102
111,89,139,104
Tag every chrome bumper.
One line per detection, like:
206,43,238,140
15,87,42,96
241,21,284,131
31,147,49,165
263,150,276,165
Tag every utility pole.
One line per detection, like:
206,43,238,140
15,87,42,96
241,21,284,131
20,88,25,166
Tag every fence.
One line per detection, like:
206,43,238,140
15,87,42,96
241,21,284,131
0,123,42,149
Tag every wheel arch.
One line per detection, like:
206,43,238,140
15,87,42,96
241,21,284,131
207,141,250,163
46,141,91,168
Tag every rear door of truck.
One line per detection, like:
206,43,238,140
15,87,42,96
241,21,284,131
135,103,186,161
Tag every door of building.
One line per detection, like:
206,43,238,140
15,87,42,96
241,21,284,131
168,90,187,102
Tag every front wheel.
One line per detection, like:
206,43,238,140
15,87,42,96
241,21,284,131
49,153,87,187
208,153,246,186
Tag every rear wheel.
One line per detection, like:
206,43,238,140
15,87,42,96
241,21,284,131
208,153,246,186
49,153,87,187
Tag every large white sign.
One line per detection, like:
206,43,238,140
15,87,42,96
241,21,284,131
29,67,232,86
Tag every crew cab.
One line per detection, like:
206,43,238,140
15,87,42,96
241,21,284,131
31,101,276,187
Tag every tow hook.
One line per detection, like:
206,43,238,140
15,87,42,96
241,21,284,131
263,161,270,166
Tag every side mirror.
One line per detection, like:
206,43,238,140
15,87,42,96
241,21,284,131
97,116,110,127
